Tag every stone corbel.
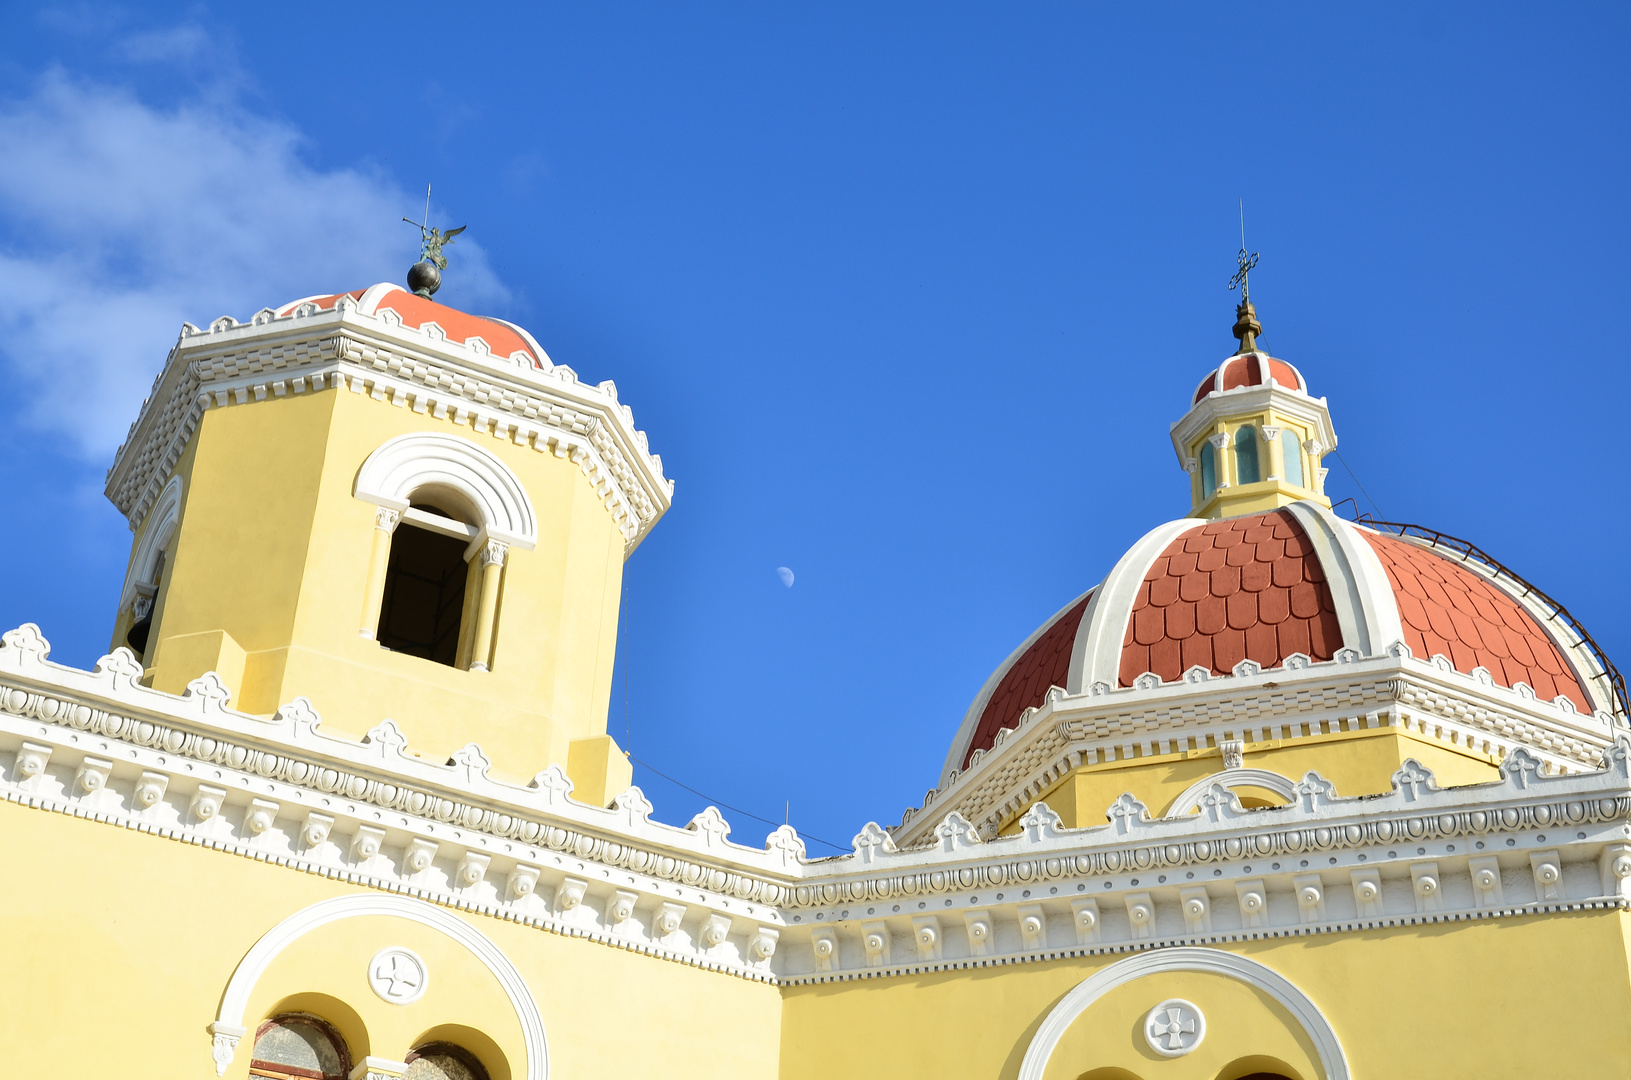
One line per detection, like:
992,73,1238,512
748,926,778,968
1179,887,1211,934
654,901,687,940
912,916,942,961
861,920,890,968
404,837,439,875
132,769,169,812
1530,850,1563,901
1410,862,1443,913
1469,856,1504,908
1069,899,1100,945
75,756,113,798
1294,874,1326,923
209,1021,247,1076
1236,879,1268,928
699,913,732,952
13,741,52,785
455,851,491,889
1016,904,1046,951
506,864,542,903
244,797,279,837
964,910,994,956
1600,844,1631,900
189,783,226,825
1351,868,1383,917
811,927,839,972
350,825,386,865
300,811,335,851
1125,893,1155,940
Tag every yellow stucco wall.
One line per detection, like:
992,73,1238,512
130,387,628,785
0,800,783,1080
778,909,1631,1079
1019,729,1503,833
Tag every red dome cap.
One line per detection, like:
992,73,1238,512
1192,352,1307,404
276,285,544,368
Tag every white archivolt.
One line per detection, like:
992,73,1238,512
1165,768,1300,816
1017,947,1347,1080
211,894,547,1079
354,431,538,549
118,474,184,613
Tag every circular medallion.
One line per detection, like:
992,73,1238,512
1144,998,1205,1057
368,946,428,1005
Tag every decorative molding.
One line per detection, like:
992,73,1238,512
354,431,538,551
368,946,429,1005
214,895,546,1078
1016,948,1348,1080
1144,998,1205,1057
103,306,672,554
118,474,184,614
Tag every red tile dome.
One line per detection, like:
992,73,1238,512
945,505,1608,776
276,284,545,368
1192,351,1306,404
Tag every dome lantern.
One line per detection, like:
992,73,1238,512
1169,252,1337,519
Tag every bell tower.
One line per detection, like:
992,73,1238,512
1169,250,1337,520
104,276,672,801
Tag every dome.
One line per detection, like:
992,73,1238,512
1192,351,1307,404
945,503,1609,775
275,283,547,368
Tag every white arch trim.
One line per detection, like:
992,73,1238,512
210,893,548,1079
119,474,183,614
1165,768,1300,816
1017,947,1348,1080
355,432,537,549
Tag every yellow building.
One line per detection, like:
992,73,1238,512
3,271,1630,1080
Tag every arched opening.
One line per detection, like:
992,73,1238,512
1200,441,1217,499
1234,425,1260,484
376,501,473,666
126,548,166,658
406,1041,493,1080
249,1013,351,1080
1280,434,1304,487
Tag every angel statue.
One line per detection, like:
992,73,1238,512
403,217,466,299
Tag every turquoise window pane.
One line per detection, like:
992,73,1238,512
1283,433,1304,487
1200,442,1216,499
1235,426,1260,485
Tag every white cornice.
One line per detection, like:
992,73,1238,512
1169,382,1337,468
897,642,1618,849
4,623,1628,989
104,301,674,555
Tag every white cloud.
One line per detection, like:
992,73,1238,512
0,68,509,459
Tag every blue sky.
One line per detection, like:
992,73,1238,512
0,4,1625,854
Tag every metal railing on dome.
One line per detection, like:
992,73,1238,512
1354,516,1629,725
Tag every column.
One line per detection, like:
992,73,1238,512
1260,425,1283,480
467,537,508,672
358,507,400,639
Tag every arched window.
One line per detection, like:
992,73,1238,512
405,1042,491,1080
1281,432,1304,487
377,502,475,667
1200,442,1217,500
355,433,538,673
1235,425,1260,485
249,1014,351,1080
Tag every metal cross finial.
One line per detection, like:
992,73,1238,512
1228,247,1259,304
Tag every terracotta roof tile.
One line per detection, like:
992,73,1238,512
1119,510,1343,685
1362,532,1591,711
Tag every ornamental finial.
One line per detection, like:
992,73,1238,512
1228,200,1262,354
402,183,466,299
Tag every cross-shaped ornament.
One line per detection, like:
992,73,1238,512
374,954,420,998
1150,1007,1196,1050
1228,247,1260,304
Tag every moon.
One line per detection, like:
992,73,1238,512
776,566,795,588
